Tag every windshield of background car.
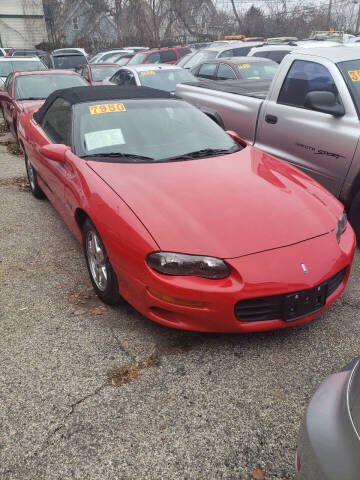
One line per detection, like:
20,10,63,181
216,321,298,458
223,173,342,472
14,74,87,100
138,69,197,92
74,99,237,162
92,66,120,81
338,59,360,115
0,60,46,78
88,53,102,64
53,55,86,69
115,56,132,66
184,50,217,69
236,61,278,80
128,52,148,65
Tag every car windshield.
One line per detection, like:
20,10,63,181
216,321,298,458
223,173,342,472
75,99,238,162
184,50,217,69
338,59,360,115
128,52,148,65
0,60,46,77
53,55,86,69
176,53,194,67
14,74,87,100
236,61,278,80
115,56,132,66
91,66,119,81
138,69,197,92
88,53,102,64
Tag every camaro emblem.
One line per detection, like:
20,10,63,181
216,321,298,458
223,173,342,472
301,263,308,274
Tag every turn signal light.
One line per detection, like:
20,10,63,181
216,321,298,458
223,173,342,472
147,287,205,307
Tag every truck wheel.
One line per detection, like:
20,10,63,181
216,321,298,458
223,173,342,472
348,191,360,245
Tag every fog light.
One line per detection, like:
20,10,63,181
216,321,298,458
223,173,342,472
147,287,205,307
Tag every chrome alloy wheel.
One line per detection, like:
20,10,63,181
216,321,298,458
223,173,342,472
25,155,36,191
86,230,108,291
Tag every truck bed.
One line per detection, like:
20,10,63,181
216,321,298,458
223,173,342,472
182,79,271,99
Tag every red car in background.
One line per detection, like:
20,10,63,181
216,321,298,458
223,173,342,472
17,85,355,333
127,46,191,65
0,70,87,140
75,64,121,85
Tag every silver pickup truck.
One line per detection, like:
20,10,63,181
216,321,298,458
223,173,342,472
176,46,360,240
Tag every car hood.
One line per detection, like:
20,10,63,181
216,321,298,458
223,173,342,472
17,99,44,113
87,147,342,258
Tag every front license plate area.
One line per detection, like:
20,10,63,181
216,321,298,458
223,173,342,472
283,284,327,322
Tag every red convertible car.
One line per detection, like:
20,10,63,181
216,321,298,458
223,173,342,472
0,70,87,140
18,86,355,332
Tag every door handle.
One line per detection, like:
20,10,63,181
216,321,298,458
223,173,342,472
265,114,278,124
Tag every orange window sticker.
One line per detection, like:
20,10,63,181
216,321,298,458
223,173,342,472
141,70,156,76
89,103,126,114
348,70,360,81
238,64,250,69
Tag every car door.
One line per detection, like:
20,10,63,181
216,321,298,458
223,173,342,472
255,58,359,197
2,73,14,128
216,63,237,80
195,63,218,80
30,98,72,211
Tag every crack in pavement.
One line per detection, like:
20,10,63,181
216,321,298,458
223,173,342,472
0,382,109,478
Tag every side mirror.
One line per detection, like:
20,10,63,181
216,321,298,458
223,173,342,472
40,144,71,162
226,130,248,147
304,91,345,117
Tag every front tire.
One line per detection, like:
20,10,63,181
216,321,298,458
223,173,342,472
25,153,45,199
83,218,121,305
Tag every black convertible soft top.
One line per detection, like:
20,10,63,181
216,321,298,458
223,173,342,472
33,85,173,124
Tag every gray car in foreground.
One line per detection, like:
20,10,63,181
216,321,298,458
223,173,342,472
296,357,360,479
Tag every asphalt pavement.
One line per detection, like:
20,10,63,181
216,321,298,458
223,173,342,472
1,129,360,480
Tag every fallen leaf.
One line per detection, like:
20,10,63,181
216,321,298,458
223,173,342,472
252,468,265,480
56,284,62,289
88,305,107,315
15,223,22,227
123,341,129,348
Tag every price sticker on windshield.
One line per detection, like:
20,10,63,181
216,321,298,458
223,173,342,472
89,103,126,114
348,70,360,81
141,70,156,76
238,64,250,69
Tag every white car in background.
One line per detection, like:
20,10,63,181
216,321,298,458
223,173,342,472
89,49,134,64
103,64,197,93
52,48,88,57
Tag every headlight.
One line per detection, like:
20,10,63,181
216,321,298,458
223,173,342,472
146,252,230,279
335,211,347,242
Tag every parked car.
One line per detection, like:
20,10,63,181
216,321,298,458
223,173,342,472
75,64,121,85
97,52,134,64
9,49,54,69
176,46,360,241
52,52,88,70
0,57,47,85
296,357,360,479
175,52,197,68
242,37,265,42
127,46,191,65
181,42,264,70
249,41,339,64
89,49,133,64
52,48,88,57
0,70,87,140
18,85,355,332
248,45,295,64
191,57,278,81
103,64,197,93
113,54,135,66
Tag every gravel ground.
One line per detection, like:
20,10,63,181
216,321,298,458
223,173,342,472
1,130,360,480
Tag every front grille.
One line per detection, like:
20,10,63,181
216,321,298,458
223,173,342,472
234,267,347,323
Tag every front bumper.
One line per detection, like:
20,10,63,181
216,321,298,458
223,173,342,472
117,225,355,332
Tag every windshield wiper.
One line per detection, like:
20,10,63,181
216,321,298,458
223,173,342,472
162,146,240,162
19,97,44,100
81,152,154,162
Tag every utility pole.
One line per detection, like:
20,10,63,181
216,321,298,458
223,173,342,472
327,0,332,29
